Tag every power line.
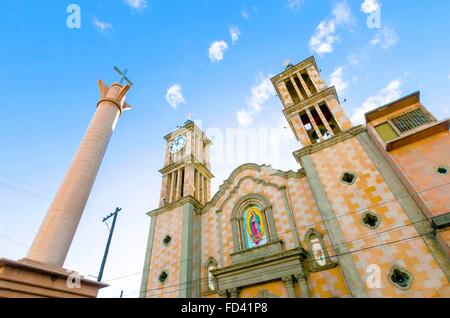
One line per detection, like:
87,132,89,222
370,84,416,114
102,271,142,283
98,181,450,287
124,206,447,276
161,180,449,264
0,233,28,249
105,211,448,288
0,178,147,241
2,170,449,296
11,173,443,290
127,231,434,297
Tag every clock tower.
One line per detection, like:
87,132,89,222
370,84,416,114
159,120,213,207
140,120,214,298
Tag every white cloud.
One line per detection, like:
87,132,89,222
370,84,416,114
229,26,241,44
351,80,402,124
247,75,274,112
236,74,275,126
93,19,112,32
209,41,229,63
332,2,353,25
329,67,349,95
237,110,254,126
309,20,337,56
309,2,353,57
361,0,380,14
124,0,147,11
287,0,304,11
165,84,186,109
370,26,399,49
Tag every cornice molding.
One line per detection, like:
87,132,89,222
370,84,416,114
147,195,203,217
271,56,318,82
293,125,367,161
283,86,340,117
212,247,307,276
159,156,214,178
163,120,212,145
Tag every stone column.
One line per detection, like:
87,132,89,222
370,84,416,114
26,81,131,268
289,75,304,101
199,172,204,204
282,276,296,298
296,72,312,96
305,107,323,141
218,290,229,298
203,176,207,204
314,104,334,137
295,273,310,298
176,168,182,200
229,288,240,298
169,171,176,203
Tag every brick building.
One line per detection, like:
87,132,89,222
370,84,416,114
139,56,450,298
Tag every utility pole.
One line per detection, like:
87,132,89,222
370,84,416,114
98,207,122,282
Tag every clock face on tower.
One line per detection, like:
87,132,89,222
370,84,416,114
169,135,186,154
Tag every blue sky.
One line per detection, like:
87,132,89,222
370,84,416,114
0,0,449,298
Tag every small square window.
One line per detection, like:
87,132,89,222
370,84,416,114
340,172,357,185
389,267,413,290
163,235,172,246
436,165,449,176
375,123,399,143
159,271,168,284
361,212,381,229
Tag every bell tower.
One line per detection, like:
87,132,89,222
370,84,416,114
159,120,213,206
140,120,213,298
271,56,352,147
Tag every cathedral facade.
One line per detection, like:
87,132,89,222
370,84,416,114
139,56,450,298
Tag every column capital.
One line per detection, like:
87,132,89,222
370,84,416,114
295,272,310,298
282,276,297,298
295,273,307,281
97,80,132,114
282,275,295,287
228,287,240,298
218,290,229,298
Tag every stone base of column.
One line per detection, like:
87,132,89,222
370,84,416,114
0,258,107,298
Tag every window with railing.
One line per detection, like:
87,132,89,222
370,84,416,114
375,107,435,143
391,108,434,133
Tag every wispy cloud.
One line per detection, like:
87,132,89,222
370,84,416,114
165,84,186,109
329,67,349,95
93,19,112,32
351,80,402,124
229,26,241,44
124,0,147,11
361,0,380,14
237,74,275,126
370,26,399,49
237,110,254,127
209,41,229,63
333,2,353,25
309,2,353,57
287,0,304,11
448,72,450,80
241,8,249,19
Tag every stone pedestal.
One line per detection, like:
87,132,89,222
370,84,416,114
0,258,107,298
